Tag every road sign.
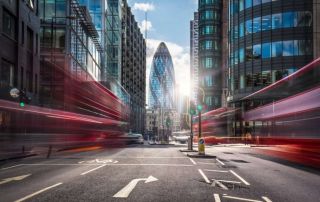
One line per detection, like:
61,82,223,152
113,176,158,198
198,138,205,155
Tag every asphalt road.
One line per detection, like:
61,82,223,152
0,143,319,202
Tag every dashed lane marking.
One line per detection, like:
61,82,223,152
230,170,250,185
216,159,225,166
262,196,273,202
198,169,210,184
14,182,63,202
189,158,197,165
204,169,229,173
223,195,262,202
0,164,23,170
197,162,215,165
214,193,221,202
81,164,106,175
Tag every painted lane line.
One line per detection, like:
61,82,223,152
212,179,228,190
189,158,197,165
20,163,194,167
198,169,210,183
81,164,106,175
214,194,221,202
14,182,63,202
197,162,215,165
215,179,242,184
229,170,250,185
262,196,273,202
204,169,229,173
216,159,225,166
223,195,262,202
0,164,22,170
0,174,31,185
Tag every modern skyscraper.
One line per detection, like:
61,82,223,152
39,0,103,107
106,0,122,82
121,0,146,134
227,0,320,136
198,0,223,112
149,42,176,110
190,12,199,106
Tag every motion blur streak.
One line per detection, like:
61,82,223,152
192,58,320,168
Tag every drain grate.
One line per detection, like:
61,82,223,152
223,152,234,154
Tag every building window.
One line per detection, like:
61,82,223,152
2,9,16,39
239,22,244,37
283,12,295,28
240,75,245,89
239,48,245,63
202,57,213,69
262,43,271,59
283,40,294,56
204,75,213,87
272,13,282,29
253,17,261,33
261,15,271,31
245,19,252,35
245,0,252,8
272,41,282,57
205,96,212,106
253,44,261,59
1,60,14,87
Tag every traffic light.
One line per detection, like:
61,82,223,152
197,104,203,112
19,90,31,107
189,102,196,115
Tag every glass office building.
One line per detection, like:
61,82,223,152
149,42,175,109
228,0,314,102
198,0,223,111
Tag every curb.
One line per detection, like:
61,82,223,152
187,153,216,159
0,153,37,162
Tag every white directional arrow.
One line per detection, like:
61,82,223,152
0,174,31,185
113,176,158,198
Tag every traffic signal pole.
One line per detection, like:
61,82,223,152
189,114,193,150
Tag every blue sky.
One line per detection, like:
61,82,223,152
128,0,198,96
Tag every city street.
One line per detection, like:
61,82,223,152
0,143,319,202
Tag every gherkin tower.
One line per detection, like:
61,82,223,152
149,42,176,109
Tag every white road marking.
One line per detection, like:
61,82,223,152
212,179,229,190
197,162,215,165
189,158,197,165
223,195,262,202
198,169,210,183
204,169,229,173
214,194,221,202
230,170,250,185
215,179,242,184
216,159,225,166
14,182,63,202
0,164,22,170
20,163,193,167
113,176,158,198
262,196,273,202
81,164,106,175
0,174,31,185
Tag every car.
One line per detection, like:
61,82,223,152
126,133,144,144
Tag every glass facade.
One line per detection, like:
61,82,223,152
228,0,314,99
198,0,222,111
149,43,175,109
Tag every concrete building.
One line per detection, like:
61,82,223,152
121,1,146,134
0,0,40,132
190,12,199,106
0,0,40,102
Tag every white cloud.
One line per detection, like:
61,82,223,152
139,20,153,34
146,39,190,104
133,3,155,12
